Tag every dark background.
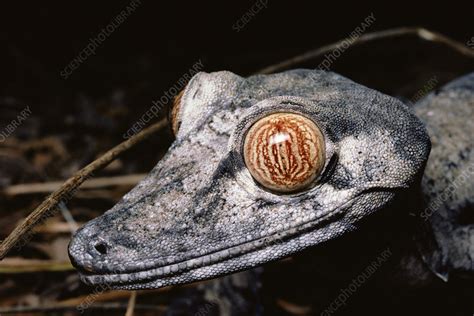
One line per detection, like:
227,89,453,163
0,1,473,98
0,1,473,315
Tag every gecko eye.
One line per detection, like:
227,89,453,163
168,89,185,136
243,113,326,193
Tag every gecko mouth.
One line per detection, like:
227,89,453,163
78,207,346,289
73,188,399,289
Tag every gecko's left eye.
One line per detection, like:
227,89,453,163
243,112,326,193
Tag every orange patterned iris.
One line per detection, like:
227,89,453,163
243,113,325,193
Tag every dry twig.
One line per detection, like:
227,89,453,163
0,303,165,314
0,258,74,273
256,27,474,74
0,119,167,259
125,291,138,316
3,173,147,196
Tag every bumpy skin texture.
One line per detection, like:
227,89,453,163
68,69,430,290
415,73,474,281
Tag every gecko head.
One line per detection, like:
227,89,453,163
69,70,430,289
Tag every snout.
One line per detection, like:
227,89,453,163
68,216,159,275
69,221,118,274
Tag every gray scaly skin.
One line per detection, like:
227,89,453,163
69,69,433,292
415,73,474,281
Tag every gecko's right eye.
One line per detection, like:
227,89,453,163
168,88,185,136
243,112,326,193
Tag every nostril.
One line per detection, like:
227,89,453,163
94,242,108,255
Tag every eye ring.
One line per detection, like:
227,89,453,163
243,112,326,193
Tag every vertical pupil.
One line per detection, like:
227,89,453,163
243,113,325,193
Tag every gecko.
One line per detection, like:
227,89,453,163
68,69,473,313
